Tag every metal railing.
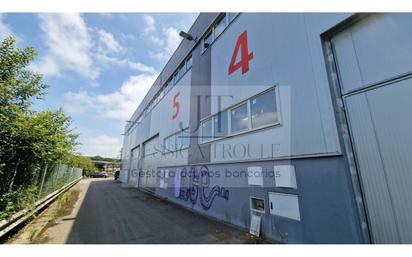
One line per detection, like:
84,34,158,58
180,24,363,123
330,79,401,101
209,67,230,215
36,164,83,200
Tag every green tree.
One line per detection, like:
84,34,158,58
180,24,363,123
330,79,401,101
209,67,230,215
65,155,97,176
0,37,80,217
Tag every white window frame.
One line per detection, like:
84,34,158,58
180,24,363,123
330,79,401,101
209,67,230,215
186,55,193,70
213,13,227,39
164,127,190,154
229,101,250,135
143,135,159,157
250,197,266,214
198,85,281,145
202,29,214,53
200,117,213,143
181,127,191,148
249,87,280,131
213,110,229,138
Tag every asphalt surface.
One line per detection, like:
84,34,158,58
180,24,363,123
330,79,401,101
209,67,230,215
64,178,247,244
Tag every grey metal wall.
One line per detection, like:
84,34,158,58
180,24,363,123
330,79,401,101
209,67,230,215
188,41,212,164
118,13,401,244
331,13,412,243
208,13,351,162
155,156,363,243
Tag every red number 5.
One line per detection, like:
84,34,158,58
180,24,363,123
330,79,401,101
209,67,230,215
228,30,254,75
172,92,180,120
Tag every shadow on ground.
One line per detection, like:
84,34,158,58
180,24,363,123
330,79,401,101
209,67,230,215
66,179,248,243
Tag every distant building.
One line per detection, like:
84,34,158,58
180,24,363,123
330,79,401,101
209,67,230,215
92,160,120,173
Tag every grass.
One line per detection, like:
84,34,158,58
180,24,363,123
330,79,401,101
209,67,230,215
239,232,268,244
30,188,80,243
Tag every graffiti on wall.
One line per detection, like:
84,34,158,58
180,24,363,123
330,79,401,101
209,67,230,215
175,165,229,210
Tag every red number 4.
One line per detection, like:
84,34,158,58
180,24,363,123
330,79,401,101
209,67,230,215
172,92,180,120
228,30,254,75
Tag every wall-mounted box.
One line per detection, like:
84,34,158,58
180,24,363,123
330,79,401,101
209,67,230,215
247,166,263,186
274,164,297,188
250,197,266,213
268,192,301,221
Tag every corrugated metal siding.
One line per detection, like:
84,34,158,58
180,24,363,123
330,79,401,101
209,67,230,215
333,13,412,243
366,79,412,243
345,94,399,243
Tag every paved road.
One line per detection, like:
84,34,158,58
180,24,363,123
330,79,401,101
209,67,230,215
34,178,248,243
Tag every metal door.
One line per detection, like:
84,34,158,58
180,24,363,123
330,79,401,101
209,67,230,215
139,135,159,192
330,13,412,243
129,146,140,187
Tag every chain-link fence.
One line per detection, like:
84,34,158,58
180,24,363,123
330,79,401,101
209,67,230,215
36,164,82,199
0,163,83,221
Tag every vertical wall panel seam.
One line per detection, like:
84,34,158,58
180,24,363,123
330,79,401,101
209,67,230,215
364,93,402,243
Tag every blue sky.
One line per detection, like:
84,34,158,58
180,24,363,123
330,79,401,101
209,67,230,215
0,13,197,158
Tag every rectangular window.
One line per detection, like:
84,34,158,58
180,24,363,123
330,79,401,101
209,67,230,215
164,134,176,152
214,14,227,38
230,103,249,133
250,88,278,128
172,64,186,86
186,55,192,70
164,80,169,94
163,137,169,152
182,128,190,148
203,30,213,51
131,146,140,159
176,131,183,150
170,134,176,152
173,71,179,85
167,78,173,92
201,118,213,142
213,111,228,138
165,128,190,152
143,136,159,157
178,63,185,79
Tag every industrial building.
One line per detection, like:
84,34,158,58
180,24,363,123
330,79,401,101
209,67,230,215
120,13,412,243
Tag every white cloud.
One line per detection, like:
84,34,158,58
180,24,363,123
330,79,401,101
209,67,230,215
163,26,181,57
118,14,128,22
32,13,100,80
64,73,158,121
128,61,156,73
142,15,182,62
93,53,156,74
32,13,155,81
30,55,61,77
80,135,122,158
97,29,124,54
98,13,113,19
0,14,15,41
143,14,156,34
120,33,136,42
